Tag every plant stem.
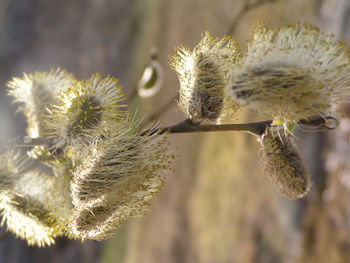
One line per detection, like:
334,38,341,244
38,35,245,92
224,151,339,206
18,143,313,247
147,116,335,136
148,119,272,136
0,116,335,150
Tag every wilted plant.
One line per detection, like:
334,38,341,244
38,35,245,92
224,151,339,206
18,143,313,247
0,22,350,247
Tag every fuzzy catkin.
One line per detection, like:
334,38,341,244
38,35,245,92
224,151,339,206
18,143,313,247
259,130,310,200
0,192,58,247
170,31,240,123
228,22,350,125
43,74,127,154
68,116,172,240
7,68,77,138
0,166,72,247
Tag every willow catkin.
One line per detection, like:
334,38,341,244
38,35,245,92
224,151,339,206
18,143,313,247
7,68,77,138
67,116,172,240
43,74,128,154
258,130,310,199
228,22,350,125
7,69,77,159
69,173,164,241
0,168,72,247
170,31,240,123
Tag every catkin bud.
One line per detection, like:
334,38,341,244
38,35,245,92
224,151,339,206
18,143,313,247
258,129,310,199
67,116,172,240
170,31,240,123
43,74,127,153
0,169,72,246
69,174,164,241
0,192,58,246
7,68,77,138
228,23,350,124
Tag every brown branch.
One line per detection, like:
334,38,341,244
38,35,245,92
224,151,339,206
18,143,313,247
0,117,336,151
1,117,336,150
171,119,268,135
147,119,272,136
146,116,336,137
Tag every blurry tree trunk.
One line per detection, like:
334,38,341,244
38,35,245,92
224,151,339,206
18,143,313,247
298,1,350,262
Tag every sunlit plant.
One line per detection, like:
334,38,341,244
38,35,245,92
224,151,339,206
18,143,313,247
1,22,350,246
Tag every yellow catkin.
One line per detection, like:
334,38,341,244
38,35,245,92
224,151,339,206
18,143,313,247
228,22,350,125
43,74,128,154
0,168,72,246
170,31,240,123
7,68,77,138
67,116,172,240
258,129,310,200
7,69,77,159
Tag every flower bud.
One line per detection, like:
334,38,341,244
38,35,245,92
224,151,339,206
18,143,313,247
228,23,350,125
68,116,172,240
43,74,127,153
0,168,72,246
259,129,310,199
170,31,240,123
7,68,77,138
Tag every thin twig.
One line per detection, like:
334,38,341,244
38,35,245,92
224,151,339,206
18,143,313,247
0,117,333,149
146,116,333,137
154,119,272,136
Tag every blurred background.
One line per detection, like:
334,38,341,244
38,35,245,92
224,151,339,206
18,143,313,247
1,0,350,262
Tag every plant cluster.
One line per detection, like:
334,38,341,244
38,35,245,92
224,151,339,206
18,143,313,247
0,22,350,246
1,70,171,246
